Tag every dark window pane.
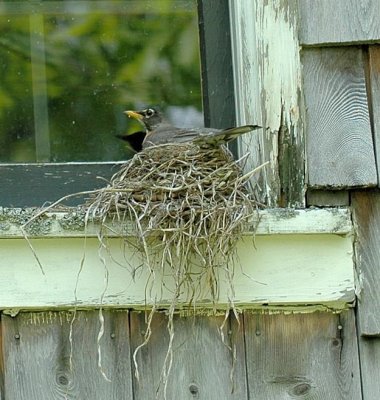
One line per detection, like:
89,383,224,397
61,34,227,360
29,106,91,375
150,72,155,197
0,0,201,163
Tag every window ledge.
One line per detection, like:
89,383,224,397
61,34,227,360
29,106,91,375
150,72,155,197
0,208,354,312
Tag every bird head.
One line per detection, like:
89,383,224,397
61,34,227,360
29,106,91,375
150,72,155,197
124,108,163,131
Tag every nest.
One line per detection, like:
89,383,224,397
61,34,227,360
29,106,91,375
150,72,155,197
87,143,260,308
24,142,262,397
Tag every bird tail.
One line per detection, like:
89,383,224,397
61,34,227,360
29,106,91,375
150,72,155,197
193,124,261,146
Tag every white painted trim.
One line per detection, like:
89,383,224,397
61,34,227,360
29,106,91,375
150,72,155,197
0,208,354,311
228,0,305,206
0,208,352,238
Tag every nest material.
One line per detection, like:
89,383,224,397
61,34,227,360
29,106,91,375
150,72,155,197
88,143,258,306
24,142,261,397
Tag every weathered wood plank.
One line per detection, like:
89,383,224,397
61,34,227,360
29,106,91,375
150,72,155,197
302,47,377,188
0,232,354,310
244,311,362,399
307,190,350,207
352,191,380,335
1,311,132,400
229,0,305,207
0,321,4,400
357,336,380,399
299,0,380,46
0,207,352,238
368,45,380,186
130,312,247,399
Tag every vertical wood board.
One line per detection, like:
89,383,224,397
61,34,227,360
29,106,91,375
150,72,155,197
1,311,133,400
0,321,4,400
352,191,380,335
130,312,247,399
299,0,380,46
357,336,380,399
368,45,380,186
229,0,305,206
302,47,377,187
244,311,362,399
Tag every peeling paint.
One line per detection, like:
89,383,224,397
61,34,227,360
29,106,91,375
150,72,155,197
229,0,305,207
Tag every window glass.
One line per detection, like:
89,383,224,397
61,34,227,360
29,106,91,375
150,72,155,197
0,0,201,162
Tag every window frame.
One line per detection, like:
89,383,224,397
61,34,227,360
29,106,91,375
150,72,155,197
1,0,237,207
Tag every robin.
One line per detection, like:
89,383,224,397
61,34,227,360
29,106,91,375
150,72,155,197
121,107,260,150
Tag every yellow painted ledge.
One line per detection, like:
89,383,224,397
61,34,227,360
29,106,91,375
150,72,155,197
0,208,354,311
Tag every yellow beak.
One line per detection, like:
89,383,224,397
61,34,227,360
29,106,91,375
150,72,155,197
124,110,143,121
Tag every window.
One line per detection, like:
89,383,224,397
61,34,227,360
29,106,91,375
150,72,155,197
0,0,236,206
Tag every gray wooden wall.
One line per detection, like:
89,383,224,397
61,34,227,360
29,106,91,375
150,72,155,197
300,1,380,399
0,310,360,400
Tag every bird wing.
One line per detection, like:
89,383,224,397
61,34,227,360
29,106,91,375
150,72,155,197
143,124,261,148
173,124,261,146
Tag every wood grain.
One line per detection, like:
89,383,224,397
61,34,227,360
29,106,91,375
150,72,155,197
306,190,349,207
230,0,305,207
302,47,377,188
1,311,133,400
244,311,362,399
299,0,380,46
368,45,380,186
352,191,380,335
130,311,247,399
358,336,380,399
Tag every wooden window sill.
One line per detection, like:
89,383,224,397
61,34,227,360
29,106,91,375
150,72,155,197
0,207,354,313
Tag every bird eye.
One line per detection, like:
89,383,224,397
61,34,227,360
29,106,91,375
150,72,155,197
145,108,155,117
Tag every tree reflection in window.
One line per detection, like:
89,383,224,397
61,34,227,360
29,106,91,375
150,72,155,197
0,0,201,162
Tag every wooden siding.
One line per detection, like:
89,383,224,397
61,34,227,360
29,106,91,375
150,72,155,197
0,309,361,400
299,0,380,46
2,311,133,400
302,47,377,188
244,311,361,399
352,191,380,336
358,336,380,400
368,45,380,186
306,190,350,207
352,191,380,400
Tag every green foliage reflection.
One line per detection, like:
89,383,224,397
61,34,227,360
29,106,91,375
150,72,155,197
0,0,201,162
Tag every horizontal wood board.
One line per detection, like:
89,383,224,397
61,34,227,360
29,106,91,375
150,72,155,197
302,47,377,188
307,190,350,207
0,232,354,310
299,0,380,46
0,208,352,238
